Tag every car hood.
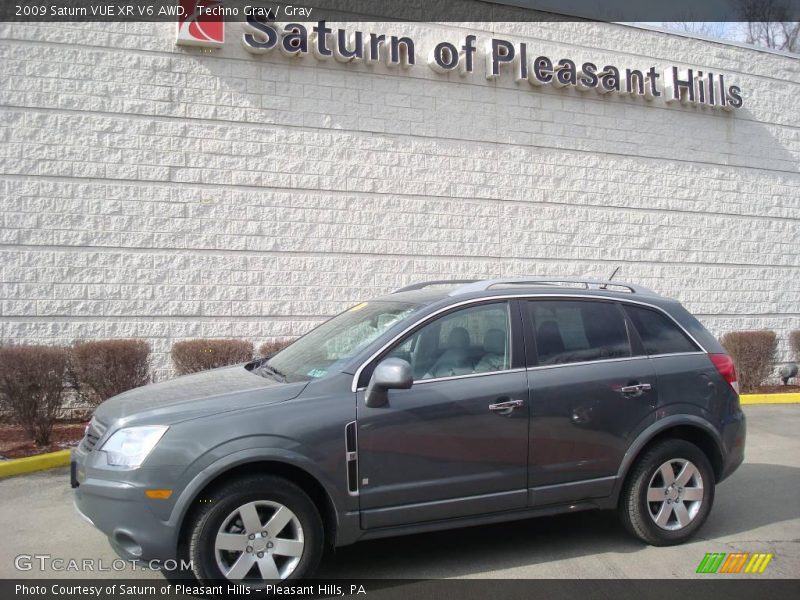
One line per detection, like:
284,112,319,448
93,365,308,425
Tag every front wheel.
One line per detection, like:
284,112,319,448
188,475,324,583
619,439,715,546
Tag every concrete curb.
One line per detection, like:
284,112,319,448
0,449,71,480
740,393,800,405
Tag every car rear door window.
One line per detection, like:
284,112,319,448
528,300,631,365
623,304,699,355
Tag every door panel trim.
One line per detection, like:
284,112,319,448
528,475,617,507
524,352,705,372
411,367,527,386
356,499,601,543
361,489,527,529
527,355,649,371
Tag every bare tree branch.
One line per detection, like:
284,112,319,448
735,0,799,52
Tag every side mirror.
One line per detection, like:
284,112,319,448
365,358,413,408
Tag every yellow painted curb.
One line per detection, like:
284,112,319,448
0,449,71,480
740,393,800,405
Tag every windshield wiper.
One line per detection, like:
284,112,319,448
258,363,288,383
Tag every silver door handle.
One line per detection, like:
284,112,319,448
488,399,525,414
619,383,652,394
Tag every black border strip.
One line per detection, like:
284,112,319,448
3,0,799,23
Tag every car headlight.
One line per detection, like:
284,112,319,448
100,426,168,468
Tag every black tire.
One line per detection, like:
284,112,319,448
619,439,715,546
188,475,324,583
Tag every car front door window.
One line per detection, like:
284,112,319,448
388,303,511,380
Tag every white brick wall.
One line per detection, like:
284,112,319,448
0,19,798,380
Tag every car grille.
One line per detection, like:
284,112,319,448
81,418,107,452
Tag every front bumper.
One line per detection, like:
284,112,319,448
71,446,182,562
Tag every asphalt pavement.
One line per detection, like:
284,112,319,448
1,405,797,580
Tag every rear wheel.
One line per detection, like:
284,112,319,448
188,475,324,583
619,439,715,545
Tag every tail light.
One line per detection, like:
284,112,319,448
709,353,739,394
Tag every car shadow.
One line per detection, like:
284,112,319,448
698,462,800,539
317,462,800,578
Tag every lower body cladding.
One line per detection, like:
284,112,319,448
353,498,613,545
357,477,617,532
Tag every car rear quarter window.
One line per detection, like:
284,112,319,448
528,300,631,365
623,304,700,355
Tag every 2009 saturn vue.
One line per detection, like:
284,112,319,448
72,277,746,582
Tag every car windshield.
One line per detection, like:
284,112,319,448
255,301,421,383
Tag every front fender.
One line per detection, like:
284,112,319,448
166,445,344,533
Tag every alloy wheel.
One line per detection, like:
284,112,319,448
214,500,304,581
647,458,705,531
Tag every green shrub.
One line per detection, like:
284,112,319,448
0,345,69,445
69,339,151,407
258,339,293,358
720,330,778,393
171,339,254,375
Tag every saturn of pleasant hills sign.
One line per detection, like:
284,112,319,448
190,18,742,110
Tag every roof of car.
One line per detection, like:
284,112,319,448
376,278,668,308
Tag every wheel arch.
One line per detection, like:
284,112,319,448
614,416,725,503
175,459,340,554
645,425,724,480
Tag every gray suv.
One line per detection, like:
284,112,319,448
72,278,746,582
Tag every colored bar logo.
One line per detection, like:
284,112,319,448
696,552,773,574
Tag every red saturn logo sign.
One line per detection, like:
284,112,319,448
176,0,225,47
